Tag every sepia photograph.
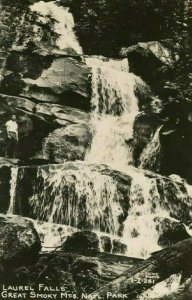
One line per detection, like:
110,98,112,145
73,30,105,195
0,0,192,299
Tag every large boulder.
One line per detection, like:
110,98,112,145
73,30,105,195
120,41,176,84
1,53,91,110
42,123,91,162
154,217,191,247
121,41,181,101
62,230,100,254
0,214,41,270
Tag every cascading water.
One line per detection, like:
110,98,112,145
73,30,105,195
117,168,163,257
30,1,83,54
7,167,19,215
85,56,147,172
29,163,123,236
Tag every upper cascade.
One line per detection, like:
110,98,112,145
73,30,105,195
85,56,147,172
30,1,83,54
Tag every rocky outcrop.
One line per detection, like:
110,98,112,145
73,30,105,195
0,93,90,160
42,123,91,162
1,53,91,110
121,41,177,84
0,214,41,270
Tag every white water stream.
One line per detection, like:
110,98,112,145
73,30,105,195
30,1,83,54
7,167,18,215
85,56,147,172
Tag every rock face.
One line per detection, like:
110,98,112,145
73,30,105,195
0,94,53,160
159,118,192,183
35,103,90,126
42,123,91,162
154,217,191,247
1,53,91,110
0,214,41,270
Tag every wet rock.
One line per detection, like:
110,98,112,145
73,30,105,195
112,239,127,255
99,236,127,255
0,214,41,270
42,123,91,162
1,53,91,110
100,236,112,253
62,231,100,254
154,217,191,247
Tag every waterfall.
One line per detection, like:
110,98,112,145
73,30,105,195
20,161,191,257
30,1,83,54
29,163,123,236
139,126,163,172
85,56,147,173
121,168,168,257
7,167,19,215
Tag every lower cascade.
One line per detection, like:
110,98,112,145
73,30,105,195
7,162,192,258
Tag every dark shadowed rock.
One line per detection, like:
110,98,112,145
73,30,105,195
42,123,91,162
0,166,11,214
121,41,176,84
154,217,191,247
132,113,162,166
62,231,100,254
99,235,127,254
0,214,41,270
112,239,127,255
